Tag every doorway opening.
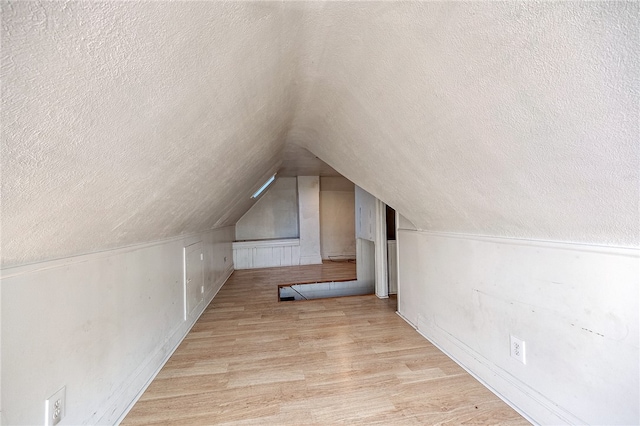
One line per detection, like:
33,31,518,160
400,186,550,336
386,205,398,296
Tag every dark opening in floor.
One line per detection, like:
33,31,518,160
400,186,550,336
278,280,373,301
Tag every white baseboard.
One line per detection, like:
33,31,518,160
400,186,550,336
416,317,586,425
1,228,228,279
299,255,323,265
105,266,235,426
206,263,234,301
395,229,639,425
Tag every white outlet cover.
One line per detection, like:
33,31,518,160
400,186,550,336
510,335,526,364
45,386,66,426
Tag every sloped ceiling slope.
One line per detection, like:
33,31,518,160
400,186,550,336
2,2,638,268
1,1,301,267
288,1,639,247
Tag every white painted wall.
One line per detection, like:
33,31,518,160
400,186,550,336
297,176,322,265
396,229,639,425
398,214,417,231
3,3,638,425
0,227,234,425
355,186,388,298
356,238,375,291
236,177,299,241
233,239,301,270
355,186,376,242
355,187,377,288
387,240,397,295
320,177,355,260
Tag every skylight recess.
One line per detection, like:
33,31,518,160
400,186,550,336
251,174,276,198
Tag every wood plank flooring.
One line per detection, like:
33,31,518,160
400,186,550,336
123,262,528,425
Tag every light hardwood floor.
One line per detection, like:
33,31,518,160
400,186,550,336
123,262,528,425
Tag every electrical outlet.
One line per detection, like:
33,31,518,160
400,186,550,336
45,386,66,426
510,335,526,364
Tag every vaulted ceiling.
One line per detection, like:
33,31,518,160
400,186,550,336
2,1,638,267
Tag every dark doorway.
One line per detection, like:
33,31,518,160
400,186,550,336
386,205,396,240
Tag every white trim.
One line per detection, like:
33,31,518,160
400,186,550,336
183,246,188,321
107,263,234,426
395,310,416,330
395,311,544,425
183,241,204,322
374,199,388,298
233,239,302,269
395,211,402,311
0,227,234,280
232,238,300,250
387,240,398,294
396,229,639,257
299,254,323,265
394,229,638,425
416,321,585,425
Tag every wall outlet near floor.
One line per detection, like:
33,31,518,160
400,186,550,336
510,335,526,364
45,386,66,426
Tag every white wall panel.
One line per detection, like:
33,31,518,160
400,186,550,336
356,238,375,289
320,178,356,260
387,240,398,294
233,239,301,270
2,2,299,267
0,227,234,426
397,230,639,425
298,177,322,265
355,186,376,242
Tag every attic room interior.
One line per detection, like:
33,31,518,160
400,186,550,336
1,1,638,425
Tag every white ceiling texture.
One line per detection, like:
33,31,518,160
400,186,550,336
2,1,638,267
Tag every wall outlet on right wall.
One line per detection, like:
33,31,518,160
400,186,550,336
510,335,526,364
45,386,66,426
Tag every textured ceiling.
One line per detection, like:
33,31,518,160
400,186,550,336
279,144,341,177
288,1,639,247
2,1,638,267
1,1,298,267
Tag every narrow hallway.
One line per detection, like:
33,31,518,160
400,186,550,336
123,263,527,425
